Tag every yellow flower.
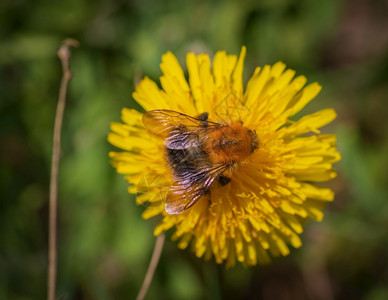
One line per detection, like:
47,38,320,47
108,47,341,267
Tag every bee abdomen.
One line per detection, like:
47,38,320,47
166,148,209,184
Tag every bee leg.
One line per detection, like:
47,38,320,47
218,175,231,186
206,190,212,206
197,112,209,121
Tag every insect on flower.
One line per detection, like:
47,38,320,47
143,109,259,214
108,47,341,266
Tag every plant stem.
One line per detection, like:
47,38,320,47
47,38,78,300
136,233,165,300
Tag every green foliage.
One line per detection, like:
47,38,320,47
1,0,388,299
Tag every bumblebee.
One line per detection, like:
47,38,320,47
143,110,258,214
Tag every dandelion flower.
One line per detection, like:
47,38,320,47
108,47,341,267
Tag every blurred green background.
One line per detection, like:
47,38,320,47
1,0,388,299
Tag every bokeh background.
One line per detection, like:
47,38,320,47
1,0,388,299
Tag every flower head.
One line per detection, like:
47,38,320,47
108,47,340,267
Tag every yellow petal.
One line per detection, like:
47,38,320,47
187,53,215,113
213,50,237,89
243,65,271,123
197,54,214,113
300,183,334,201
160,52,190,91
186,52,202,106
290,169,337,182
283,109,337,137
286,82,322,117
142,205,164,219
231,46,246,97
132,77,168,110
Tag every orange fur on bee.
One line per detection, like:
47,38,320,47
203,121,257,164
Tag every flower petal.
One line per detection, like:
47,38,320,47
286,82,322,117
231,46,246,97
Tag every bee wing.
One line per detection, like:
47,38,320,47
143,109,221,149
165,163,229,215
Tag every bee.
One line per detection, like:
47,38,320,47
143,109,258,215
